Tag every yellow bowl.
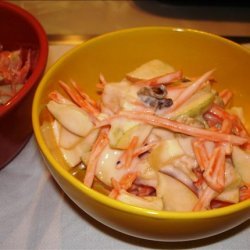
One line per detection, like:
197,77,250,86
32,27,250,241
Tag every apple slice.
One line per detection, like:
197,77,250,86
109,117,152,150
232,146,250,183
157,173,198,212
47,100,94,137
59,129,99,168
59,127,81,149
116,189,163,211
160,165,198,194
41,121,70,170
102,80,137,113
176,134,195,158
149,138,184,170
126,59,175,82
95,145,139,187
215,162,242,204
135,159,158,188
168,88,215,119
228,106,246,126
215,188,239,204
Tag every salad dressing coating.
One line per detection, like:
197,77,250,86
41,59,250,212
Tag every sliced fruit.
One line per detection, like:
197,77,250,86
135,159,158,188
149,138,184,170
102,80,133,113
47,100,94,136
59,129,99,168
176,134,195,157
157,173,198,212
116,189,163,211
228,106,246,126
126,59,175,82
215,162,241,204
150,127,175,140
109,117,152,149
95,145,134,187
168,88,215,119
40,121,70,170
57,121,81,149
160,164,198,194
215,188,239,204
232,146,250,183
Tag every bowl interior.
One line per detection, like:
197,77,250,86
33,27,250,217
36,27,250,124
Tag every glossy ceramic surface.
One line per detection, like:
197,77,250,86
0,2,48,169
32,27,250,241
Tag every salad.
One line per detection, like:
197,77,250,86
0,47,31,104
41,59,250,212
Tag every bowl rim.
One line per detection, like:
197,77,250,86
0,1,48,118
32,26,250,220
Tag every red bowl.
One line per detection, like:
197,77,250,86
0,1,48,169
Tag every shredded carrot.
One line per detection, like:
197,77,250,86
59,80,100,116
109,172,137,199
133,142,158,158
220,118,233,134
134,70,182,86
193,168,204,189
193,185,217,211
203,146,225,193
219,89,233,106
70,79,99,109
239,184,250,201
109,178,121,199
116,136,139,169
208,104,249,137
96,73,107,93
118,111,248,145
84,129,109,188
165,69,214,114
119,172,138,190
192,140,209,171
48,91,72,104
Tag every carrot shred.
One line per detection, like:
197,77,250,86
116,136,139,169
192,140,209,171
135,70,182,86
220,118,233,134
193,185,217,211
203,146,225,193
70,79,99,109
84,129,109,188
109,172,138,199
165,69,214,114
133,142,157,158
219,89,233,106
239,184,250,201
118,111,248,145
208,104,249,137
59,80,100,116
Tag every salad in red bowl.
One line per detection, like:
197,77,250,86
0,1,48,169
